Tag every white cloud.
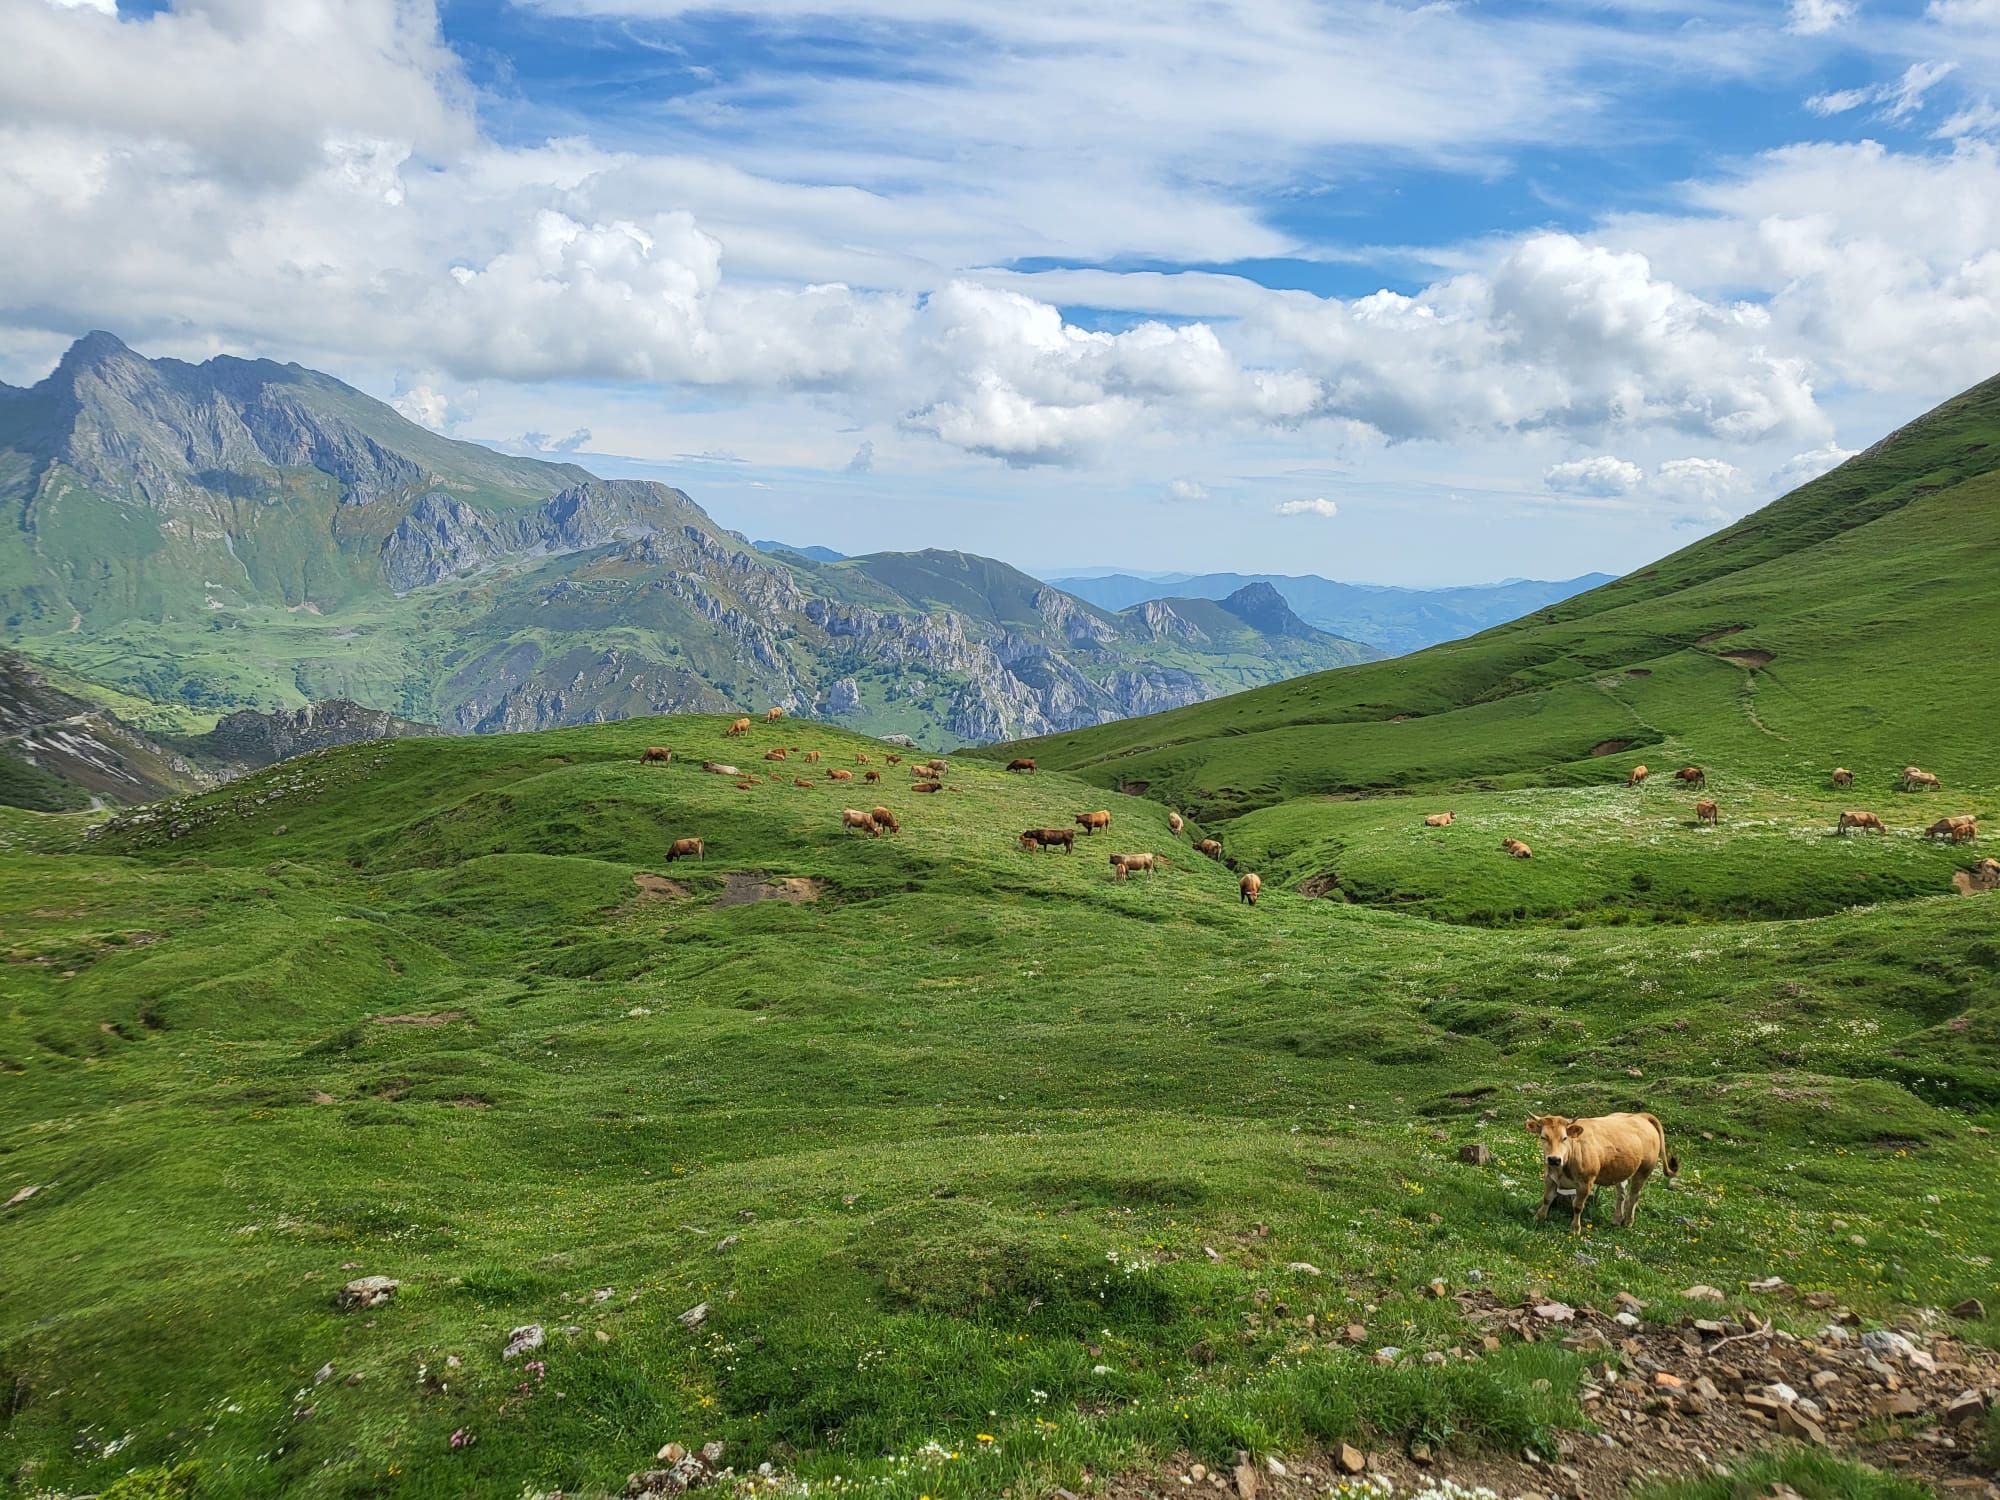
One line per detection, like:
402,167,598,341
522,427,593,453
1545,456,1645,496
1928,0,2000,23
846,439,875,474
1808,61,1956,122
1788,0,1856,34
1771,444,1858,488
391,382,469,432
1164,478,1209,503
1275,497,1339,518
1654,456,1745,505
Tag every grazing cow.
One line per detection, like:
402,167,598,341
1194,838,1223,861
923,759,950,776
701,761,740,776
1627,765,1649,787
1902,767,1942,792
885,754,901,765
856,753,870,764
1423,812,1455,828
727,718,752,737
912,781,943,794
870,806,900,834
1007,757,1037,772
764,748,789,761
1021,827,1074,853
638,746,673,765
1076,810,1112,835
1500,837,1533,858
665,837,705,863
1239,872,1262,906
1695,799,1719,825
1837,810,1886,835
766,707,784,722
841,808,879,837
1676,766,1706,790
864,769,881,783
828,769,854,781
794,778,815,789
1831,767,1854,788
1927,815,1978,844
1110,852,1158,879
1527,1112,1679,1232
804,750,822,764
1168,810,1184,837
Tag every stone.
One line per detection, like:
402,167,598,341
677,1302,709,1329
1344,1323,1368,1344
1861,1329,1919,1360
1949,1298,1986,1320
1373,1347,1402,1364
1408,1442,1434,1466
1810,1370,1841,1391
335,1276,400,1311
1458,1143,1492,1166
503,1324,545,1360
1653,1372,1684,1390
4,1185,39,1209
1682,1285,1726,1302
1944,1390,1992,1426
1533,1301,1576,1322
658,1444,687,1463
1615,1312,1642,1329
1336,1444,1366,1475
1233,1458,1259,1500
1776,1406,1827,1445
1876,1392,1924,1418
715,1236,739,1252
1285,1262,1322,1276
313,1362,335,1385
700,1442,725,1465
1615,1292,1647,1312
1747,1277,1788,1292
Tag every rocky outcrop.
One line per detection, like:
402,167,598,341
0,652,211,808
187,699,437,774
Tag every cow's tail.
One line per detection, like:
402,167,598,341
1646,1113,1680,1180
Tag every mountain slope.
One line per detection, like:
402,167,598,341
986,371,2000,819
1048,569,1617,655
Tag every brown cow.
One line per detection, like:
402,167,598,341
841,808,879,837
1423,811,1455,828
804,750,822,764
701,761,740,776
1076,810,1112,835
1927,815,1977,844
1527,1112,1678,1232
828,769,854,781
794,778,815,789
1837,809,1886,835
856,752,870,764
1500,837,1533,858
1194,838,1223,861
1110,851,1158,879
870,806,900,834
638,746,673,764
735,779,757,790
1695,799,1718,825
1022,828,1074,853
1168,810,1184,837
764,747,789,761
1006,757,1036,772
766,707,784,722
885,754,901,765
1831,767,1854,788
912,781,943,794
1627,764,1649,787
1675,766,1705,790
1902,767,1942,792
864,769,881,783
726,717,752,736
665,837,705,863
1239,872,1262,906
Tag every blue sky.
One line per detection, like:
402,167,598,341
4,0,2000,582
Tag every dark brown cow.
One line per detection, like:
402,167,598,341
864,769,881,783
1675,766,1706,790
912,781,943,794
1695,799,1718,825
870,806,900,834
665,837,705,862
638,746,673,764
1021,827,1075,853
1006,757,1036,772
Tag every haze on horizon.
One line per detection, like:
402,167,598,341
3,0,1997,586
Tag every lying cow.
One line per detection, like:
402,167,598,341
1076,810,1112,835
1928,815,1977,844
1239,872,1262,905
794,778,815,789
841,808,879,837
1837,809,1886,835
701,761,740,777
1423,812,1455,828
1954,858,2000,895
1500,837,1532,858
912,781,943,794
1006,758,1036,772
1527,1112,1679,1232
665,837,705,863
828,768,854,781
1695,799,1718,825
638,746,673,765
764,748,789,761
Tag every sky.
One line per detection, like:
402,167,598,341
2,1,1999,585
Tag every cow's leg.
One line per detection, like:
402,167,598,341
1621,1166,1652,1225
1536,1178,1558,1221
1571,1177,1595,1233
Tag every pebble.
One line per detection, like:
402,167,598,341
503,1324,545,1360
335,1276,400,1311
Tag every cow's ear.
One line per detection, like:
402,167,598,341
1524,1115,1542,1132
1566,1122,1585,1138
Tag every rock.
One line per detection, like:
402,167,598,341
1336,1444,1366,1475
1949,1298,1986,1320
1457,1143,1491,1166
1692,1376,1723,1401
313,1362,335,1385
1343,1323,1368,1344
1233,1457,1259,1499
1876,1392,1924,1418
335,1276,400,1311
1776,1406,1827,1445
1682,1285,1726,1302
1373,1347,1403,1364
1810,1370,1841,1391
503,1325,545,1360
1615,1311,1642,1329
1653,1372,1684,1390
1692,1319,1728,1336
677,1302,709,1329
700,1442,725,1465
1747,1276,1788,1292
1408,1442,1434,1466
1944,1390,1992,1425
4,1185,39,1209
1285,1262,1322,1276
1615,1291,1647,1312
1265,1456,1287,1477
658,1444,686,1463
715,1235,740,1252
1533,1301,1576,1322
624,1456,709,1497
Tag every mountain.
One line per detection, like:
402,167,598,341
0,651,209,809
1046,569,1617,655
753,539,846,561
1,334,1373,755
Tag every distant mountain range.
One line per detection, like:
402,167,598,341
0,334,1380,794
1047,570,1617,657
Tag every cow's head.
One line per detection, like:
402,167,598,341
1526,1114,1585,1170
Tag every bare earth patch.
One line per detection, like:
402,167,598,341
1721,649,1776,669
1590,739,1634,757
631,872,692,900
373,1010,465,1026
714,873,824,908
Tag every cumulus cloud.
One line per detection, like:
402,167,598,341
1275,497,1339,518
1165,478,1209,503
1545,456,1645,496
1771,444,1858,488
1653,456,1746,514
391,382,470,432
1928,0,2000,23
522,427,593,453
846,439,875,473
1788,0,1856,34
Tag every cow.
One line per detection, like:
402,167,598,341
885,754,902,765
1837,810,1886,835
1627,765,1649,787
766,707,784,722
1676,766,1706,790
638,746,673,765
1022,828,1074,853
870,806,900,834
726,717,752,737
1194,838,1223,861
912,781,943,794
1695,799,1719,825
1927,815,1977,844
794,778,815,789
1076,810,1112,835
856,753,870,764
1007,758,1037,773
1500,837,1533,858
1423,812,1455,828
804,750,822,764
1110,852,1158,879
1902,767,1942,792
1168,811,1184,837
701,761,740,777
1526,1112,1679,1232
734,779,757,791
1831,767,1854,789
864,769,881,783
828,769,854,781
841,808,879,837
1239,872,1262,906
764,748,789,761
665,837,705,863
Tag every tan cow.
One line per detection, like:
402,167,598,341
841,808,879,837
701,761,740,777
1903,767,1942,792
856,752,870,764
828,768,854,781
923,759,950,774
1006,758,1036,772
638,746,673,765
1076,810,1112,835
1831,767,1854,788
911,781,943,794
1500,837,1533,858
1627,765,1649,787
794,778,815,789
726,717,752,737
804,750,822,764
1675,766,1706,790
1193,837,1223,861
665,837,705,863
1423,811,1455,828
1110,852,1158,879
735,779,757,791
1927,815,1977,844
1695,799,1719,825
764,747,789,761
1168,810,1185,837
870,806,900,834
1527,1112,1679,1232
766,707,784,722
1837,809,1886,835
885,754,901,765
1239,872,1262,905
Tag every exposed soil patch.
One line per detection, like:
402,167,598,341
1626,668,1653,678
1116,780,1152,796
1297,873,1346,901
373,1010,465,1026
1697,625,1748,644
448,1095,492,1110
631,872,692,900
1388,713,1416,723
542,755,572,764
1722,649,1775,669
715,873,824,908
1590,739,1634,757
